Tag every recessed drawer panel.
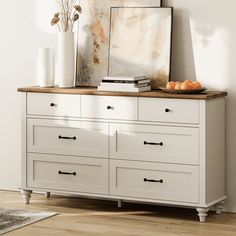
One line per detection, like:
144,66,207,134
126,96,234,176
27,153,108,194
139,98,199,124
110,124,199,165
110,160,199,203
81,95,138,120
27,93,81,117
27,119,108,158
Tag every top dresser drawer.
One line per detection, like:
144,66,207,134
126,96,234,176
27,93,81,117
139,98,199,124
81,95,138,120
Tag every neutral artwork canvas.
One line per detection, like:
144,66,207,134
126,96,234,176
109,7,172,88
76,0,161,86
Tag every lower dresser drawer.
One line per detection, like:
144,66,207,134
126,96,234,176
27,153,108,194
110,160,199,203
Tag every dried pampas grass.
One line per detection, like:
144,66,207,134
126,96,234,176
51,0,82,32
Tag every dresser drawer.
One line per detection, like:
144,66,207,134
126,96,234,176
27,93,81,117
139,98,199,124
81,95,138,120
27,153,108,194
110,160,199,203
27,119,108,158
110,124,199,165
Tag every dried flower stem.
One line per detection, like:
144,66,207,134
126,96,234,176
52,0,80,32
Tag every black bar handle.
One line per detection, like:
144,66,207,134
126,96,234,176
144,141,163,146
58,171,76,176
58,135,76,140
144,178,163,183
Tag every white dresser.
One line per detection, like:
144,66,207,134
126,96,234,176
18,87,227,222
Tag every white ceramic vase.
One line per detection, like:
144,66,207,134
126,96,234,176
38,48,55,87
58,32,75,87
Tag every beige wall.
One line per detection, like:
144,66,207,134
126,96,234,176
0,0,235,212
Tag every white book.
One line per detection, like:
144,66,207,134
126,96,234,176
98,85,151,92
100,82,150,88
102,79,150,85
103,76,146,81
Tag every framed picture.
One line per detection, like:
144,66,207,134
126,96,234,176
76,0,168,88
109,7,172,88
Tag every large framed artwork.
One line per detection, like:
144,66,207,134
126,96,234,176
76,0,172,89
109,7,172,88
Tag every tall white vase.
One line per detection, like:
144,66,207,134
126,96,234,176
58,32,75,87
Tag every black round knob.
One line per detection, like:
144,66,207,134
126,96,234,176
50,103,55,107
165,108,170,113
107,106,112,110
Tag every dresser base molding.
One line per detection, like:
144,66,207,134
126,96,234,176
205,196,227,208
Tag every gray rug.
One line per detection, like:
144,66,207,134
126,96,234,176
0,208,57,235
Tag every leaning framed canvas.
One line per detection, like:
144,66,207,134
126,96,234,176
109,7,172,88
76,0,172,89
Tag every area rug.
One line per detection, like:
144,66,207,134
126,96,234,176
0,208,57,235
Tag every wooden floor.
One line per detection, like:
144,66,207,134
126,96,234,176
1,191,236,236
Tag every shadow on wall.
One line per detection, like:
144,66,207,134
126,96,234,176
163,0,229,89
170,9,197,82
163,0,236,212
163,0,197,82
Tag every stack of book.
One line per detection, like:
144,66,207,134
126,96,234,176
98,76,151,92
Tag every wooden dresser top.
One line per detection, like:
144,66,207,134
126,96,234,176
17,86,227,100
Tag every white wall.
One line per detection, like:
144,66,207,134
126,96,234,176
163,0,236,212
0,0,236,212
0,0,57,189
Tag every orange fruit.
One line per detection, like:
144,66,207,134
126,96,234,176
170,82,176,89
166,82,172,89
181,82,192,90
175,82,182,90
184,80,192,83
166,82,176,90
192,82,202,90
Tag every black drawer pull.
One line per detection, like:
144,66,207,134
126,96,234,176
144,141,163,146
144,178,163,183
58,135,76,140
165,108,170,113
107,106,114,110
50,103,56,107
58,171,76,176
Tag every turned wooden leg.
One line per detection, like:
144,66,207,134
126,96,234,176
45,192,51,198
118,200,122,208
21,190,32,204
196,208,209,222
215,201,225,215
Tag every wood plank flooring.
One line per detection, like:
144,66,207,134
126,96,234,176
0,190,235,236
